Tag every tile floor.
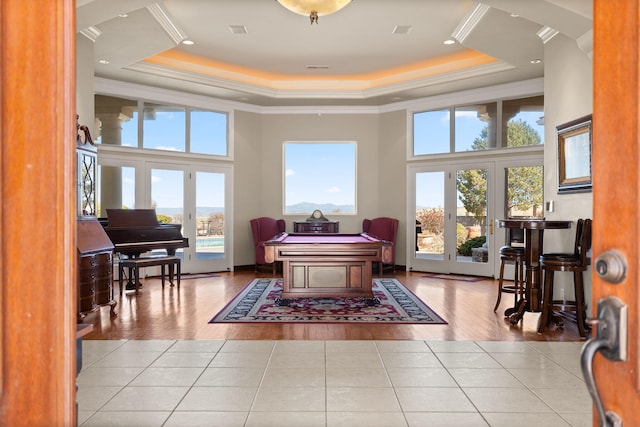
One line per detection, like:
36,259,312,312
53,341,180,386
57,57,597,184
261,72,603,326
77,340,592,427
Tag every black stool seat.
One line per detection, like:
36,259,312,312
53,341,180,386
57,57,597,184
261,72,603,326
538,253,580,265
495,245,525,313
499,246,525,256
538,219,592,338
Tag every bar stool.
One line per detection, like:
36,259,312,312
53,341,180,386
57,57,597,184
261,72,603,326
494,245,525,313
538,218,592,337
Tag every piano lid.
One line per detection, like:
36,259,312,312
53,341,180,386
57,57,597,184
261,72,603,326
106,209,159,227
103,209,189,256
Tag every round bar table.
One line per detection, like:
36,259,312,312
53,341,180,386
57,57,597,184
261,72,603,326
496,219,572,325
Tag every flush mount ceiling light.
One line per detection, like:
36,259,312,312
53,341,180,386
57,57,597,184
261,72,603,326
276,0,352,24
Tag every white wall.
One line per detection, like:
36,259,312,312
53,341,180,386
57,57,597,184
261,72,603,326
233,110,266,267
378,110,408,264
543,32,594,307
234,112,390,267
76,35,95,134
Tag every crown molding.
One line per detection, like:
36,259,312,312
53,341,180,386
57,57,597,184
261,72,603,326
537,26,559,44
146,2,186,45
95,76,543,117
125,60,514,101
576,29,593,59
452,3,491,43
79,26,102,42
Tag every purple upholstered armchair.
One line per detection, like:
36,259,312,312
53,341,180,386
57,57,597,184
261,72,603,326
363,217,399,273
250,217,286,273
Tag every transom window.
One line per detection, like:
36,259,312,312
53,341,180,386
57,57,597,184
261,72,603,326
95,95,229,157
413,96,544,156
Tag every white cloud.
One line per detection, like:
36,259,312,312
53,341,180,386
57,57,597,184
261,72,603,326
455,110,478,118
286,169,295,176
326,186,341,193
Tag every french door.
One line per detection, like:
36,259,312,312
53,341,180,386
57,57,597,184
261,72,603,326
408,160,495,276
407,153,543,277
98,155,233,274
146,162,233,273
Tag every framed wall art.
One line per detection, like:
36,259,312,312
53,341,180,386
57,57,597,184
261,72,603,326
557,114,592,193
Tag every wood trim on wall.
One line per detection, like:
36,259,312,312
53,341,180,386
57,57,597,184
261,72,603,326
0,0,77,425
592,0,640,424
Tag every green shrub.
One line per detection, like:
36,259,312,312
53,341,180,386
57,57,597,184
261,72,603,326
156,214,172,224
457,236,486,256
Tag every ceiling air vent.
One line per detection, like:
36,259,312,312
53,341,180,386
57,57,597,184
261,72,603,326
393,25,412,35
228,25,248,34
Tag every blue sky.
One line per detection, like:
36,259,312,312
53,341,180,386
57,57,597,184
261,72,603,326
284,142,356,208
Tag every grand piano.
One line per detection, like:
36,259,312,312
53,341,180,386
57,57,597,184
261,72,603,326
102,209,189,290
102,209,189,258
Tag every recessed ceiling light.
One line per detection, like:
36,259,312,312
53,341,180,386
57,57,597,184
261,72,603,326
510,13,519,18
118,13,128,18
443,39,456,45
530,59,542,64
98,59,110,64
182,39,195,45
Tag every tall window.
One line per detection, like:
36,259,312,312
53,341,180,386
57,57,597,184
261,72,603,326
284,142,356,215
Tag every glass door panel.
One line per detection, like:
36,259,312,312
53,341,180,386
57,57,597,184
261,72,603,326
150,168,185,258
451,163,494,276
195,171,225,261
415,171,445,260
505,165,544,219
455,167,488,264
190,166,233,273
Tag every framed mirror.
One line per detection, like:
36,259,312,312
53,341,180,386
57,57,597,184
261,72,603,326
557,115,592,194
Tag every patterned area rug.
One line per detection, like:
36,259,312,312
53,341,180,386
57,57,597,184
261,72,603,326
209,278,447,324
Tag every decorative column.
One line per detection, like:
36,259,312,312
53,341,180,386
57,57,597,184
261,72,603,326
95,112,130,216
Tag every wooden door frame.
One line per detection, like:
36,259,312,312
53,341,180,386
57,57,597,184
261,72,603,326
0,0,77,425
0,0,638,425
592,0,640,424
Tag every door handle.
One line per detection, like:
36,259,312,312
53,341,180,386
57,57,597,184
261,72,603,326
580,296,627,427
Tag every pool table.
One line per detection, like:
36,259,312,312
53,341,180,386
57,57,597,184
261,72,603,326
263,233,392,304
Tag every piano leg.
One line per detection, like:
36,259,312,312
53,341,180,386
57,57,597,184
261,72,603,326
122,264,142,291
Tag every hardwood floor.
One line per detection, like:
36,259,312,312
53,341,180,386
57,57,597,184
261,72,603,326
82,269,586,341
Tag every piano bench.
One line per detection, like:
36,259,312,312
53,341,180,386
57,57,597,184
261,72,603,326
118,255,181,294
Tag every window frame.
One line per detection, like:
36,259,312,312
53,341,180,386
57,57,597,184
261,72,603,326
94,83,234,161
